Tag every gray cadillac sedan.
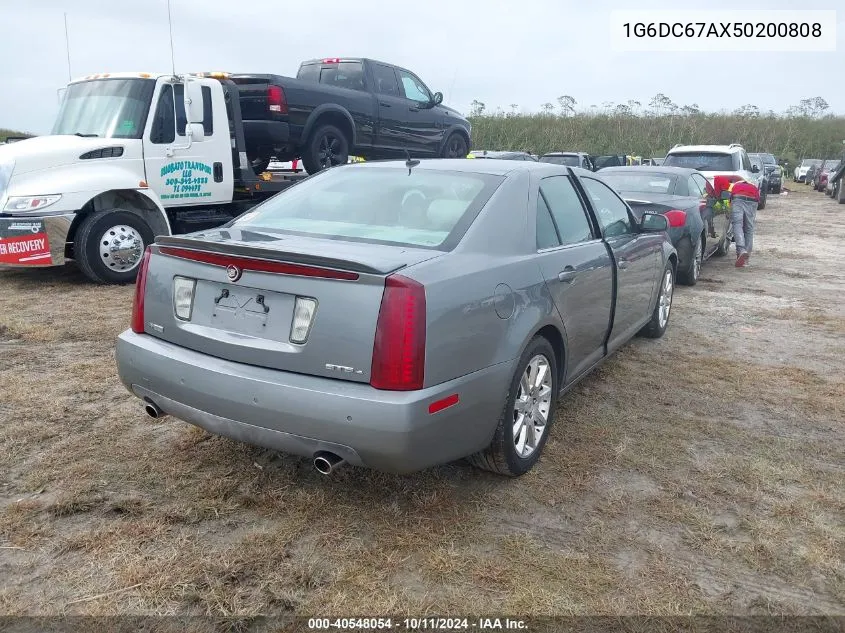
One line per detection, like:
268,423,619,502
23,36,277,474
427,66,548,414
116,159,677,477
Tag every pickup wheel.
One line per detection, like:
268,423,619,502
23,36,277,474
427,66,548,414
301,124,349,175
74,210,153,284
640,262,674,339
441,133,468,159
467,336,558,477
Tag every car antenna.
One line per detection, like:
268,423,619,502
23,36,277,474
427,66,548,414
405,150,420,174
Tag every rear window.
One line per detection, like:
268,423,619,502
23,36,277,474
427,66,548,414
600,172,675,194
297,61,365,91
540,155,580,166
664,152,734,171
231,167,504,250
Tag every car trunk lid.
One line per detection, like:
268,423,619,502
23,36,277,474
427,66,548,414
139,229,442,383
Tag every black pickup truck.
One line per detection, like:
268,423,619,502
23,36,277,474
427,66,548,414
229,58,472,174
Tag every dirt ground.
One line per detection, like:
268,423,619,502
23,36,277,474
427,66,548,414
0,184,843,620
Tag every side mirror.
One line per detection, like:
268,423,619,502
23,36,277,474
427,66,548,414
752,165,760,173
640,212,669,232
432,91,443,106
187,123,205,143
185,80,205,124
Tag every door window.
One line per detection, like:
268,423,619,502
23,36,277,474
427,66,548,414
691,173,709,196
150,84,175,144
372,64,400,97
581,178,633,238
539,176,594,246
397,70,431,103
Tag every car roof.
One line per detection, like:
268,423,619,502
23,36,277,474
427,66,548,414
541,151,586,156
668,145,742,154
600,166,697,176
351,159,588,177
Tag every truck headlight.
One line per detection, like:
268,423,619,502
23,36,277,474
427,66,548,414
4,194,62,212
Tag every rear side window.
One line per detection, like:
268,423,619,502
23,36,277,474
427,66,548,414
536,196,560,250
664,152,734,171
372,64,400,96
232,167,504,250
539,176,594,246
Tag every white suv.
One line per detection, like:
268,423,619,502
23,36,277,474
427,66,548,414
663,143,766,209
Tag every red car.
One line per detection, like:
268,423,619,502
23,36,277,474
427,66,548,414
814,160,840,191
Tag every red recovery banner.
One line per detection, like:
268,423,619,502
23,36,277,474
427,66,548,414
0,232,52,265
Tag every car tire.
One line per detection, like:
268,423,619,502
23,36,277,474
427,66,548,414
467,336,558,477
74,210,154,284
678,234,703,286
440,132,468,159
838,180,845,204
640,261,675,339
758,188,767,210
773,184,781,194
300,124,350,175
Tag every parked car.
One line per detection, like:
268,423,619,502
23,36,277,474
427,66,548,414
748,155,769,208
794,158,822,183
116,159,677,477
231,58,472,174
539,152,595,170
813,160,840,191
468,150,538,161
600,166,730,286
651,157,665,166
663,143,766,209
749,152,781,193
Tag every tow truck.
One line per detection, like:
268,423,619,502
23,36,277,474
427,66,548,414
0,72,307,283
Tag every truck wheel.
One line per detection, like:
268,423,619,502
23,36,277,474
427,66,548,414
838,180,845,204
440,133,468,159
74,210,154,284
301,124,349,175
467,336,558,477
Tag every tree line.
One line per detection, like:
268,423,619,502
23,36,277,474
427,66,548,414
468,95,844,165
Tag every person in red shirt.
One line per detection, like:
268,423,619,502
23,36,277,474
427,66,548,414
727,178,759,267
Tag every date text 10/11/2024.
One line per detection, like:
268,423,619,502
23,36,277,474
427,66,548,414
307,617,528,630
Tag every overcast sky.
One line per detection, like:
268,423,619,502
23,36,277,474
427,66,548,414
1,0,842,134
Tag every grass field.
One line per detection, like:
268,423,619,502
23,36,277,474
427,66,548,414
0,173,843,623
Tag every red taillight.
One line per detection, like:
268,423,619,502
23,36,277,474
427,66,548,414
267,85,287,114
131,247,152,334
370,275,426,391
322,58,341,64
157,247,359,281
664,210,687,228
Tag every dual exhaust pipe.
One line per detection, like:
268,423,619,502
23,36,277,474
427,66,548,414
141,402,346,475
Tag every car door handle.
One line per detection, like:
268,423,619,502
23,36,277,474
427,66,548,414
618,260,629,270
409,106,419,112
558,268,577,283
379,101,392,107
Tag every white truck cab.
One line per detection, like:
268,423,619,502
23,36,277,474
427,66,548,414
0,72,303,283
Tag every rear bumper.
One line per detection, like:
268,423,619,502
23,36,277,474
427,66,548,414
241,120,291,153
116,330,513,474
0,213,75,267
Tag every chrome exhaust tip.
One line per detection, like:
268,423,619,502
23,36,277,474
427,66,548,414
313,451,345,475
144,401,164,419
